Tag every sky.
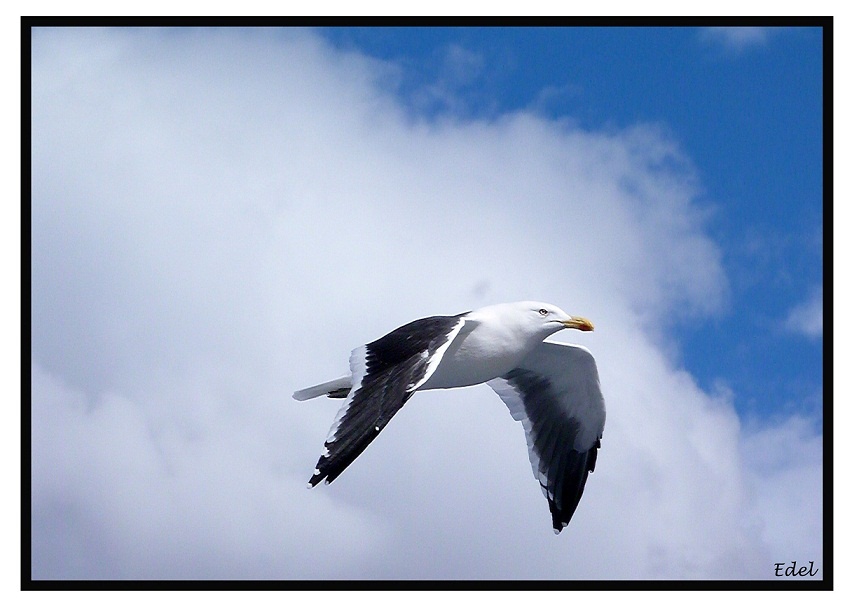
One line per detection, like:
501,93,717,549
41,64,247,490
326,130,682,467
27,26,825,582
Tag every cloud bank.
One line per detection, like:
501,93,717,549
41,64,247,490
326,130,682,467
30,28,822,580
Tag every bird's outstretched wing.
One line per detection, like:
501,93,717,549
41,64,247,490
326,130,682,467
308,313,470,487
487,341,606,533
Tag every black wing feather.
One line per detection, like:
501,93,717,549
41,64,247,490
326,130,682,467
309,313,468,487
496,343,603,533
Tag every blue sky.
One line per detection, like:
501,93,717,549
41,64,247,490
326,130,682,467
29,26,825,581
318,25,825,425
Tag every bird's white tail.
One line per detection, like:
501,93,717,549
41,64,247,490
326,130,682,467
293,376,353,401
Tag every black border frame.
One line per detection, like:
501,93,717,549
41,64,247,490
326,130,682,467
20,16,833,592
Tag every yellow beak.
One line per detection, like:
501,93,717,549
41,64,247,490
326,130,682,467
562,316,594,332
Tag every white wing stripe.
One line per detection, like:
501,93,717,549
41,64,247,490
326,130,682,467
407,318,467,393
326,345,368,443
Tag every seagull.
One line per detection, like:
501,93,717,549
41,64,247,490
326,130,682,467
293,301,606,533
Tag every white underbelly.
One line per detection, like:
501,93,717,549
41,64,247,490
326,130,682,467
419,329,528,390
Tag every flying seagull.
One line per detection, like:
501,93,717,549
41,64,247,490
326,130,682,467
294,301,606,533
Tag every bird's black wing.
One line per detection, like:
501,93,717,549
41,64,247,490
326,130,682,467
309,313,469,487
487,341,606,533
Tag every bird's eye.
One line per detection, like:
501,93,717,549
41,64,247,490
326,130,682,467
538,308,548,316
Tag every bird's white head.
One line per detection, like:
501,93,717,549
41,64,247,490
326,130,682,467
483,301,595,342
522,301,594,336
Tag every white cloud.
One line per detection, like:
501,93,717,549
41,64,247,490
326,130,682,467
740,416,823,566
403,43,489,117
29,27,822,580
700,27,772,53
784,287,823,339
